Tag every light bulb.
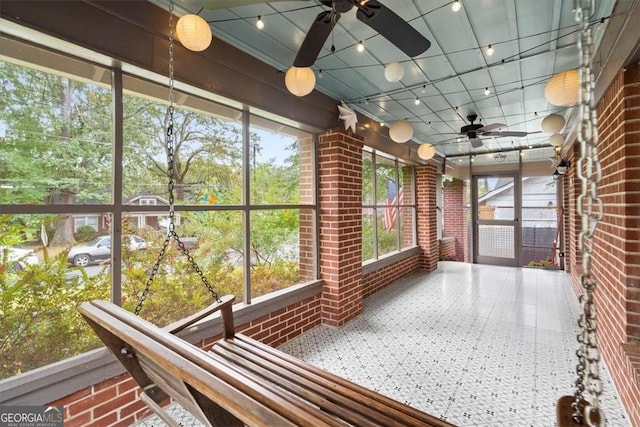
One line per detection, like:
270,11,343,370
486,44,494,56
414,97,421,105
318,69,324,79
256,16,264,30
357,41,365,52
484,87,490,96
451,0,461,12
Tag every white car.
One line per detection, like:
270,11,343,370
1,246,39,272
67,235,146,267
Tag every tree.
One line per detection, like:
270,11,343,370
0,60,113,244
122,98,243,202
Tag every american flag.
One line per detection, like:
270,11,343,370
383,179,403,231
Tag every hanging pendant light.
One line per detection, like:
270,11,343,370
541,113,566,133
384,62,404,82
417,143,436,160
549,133,564,147
544,69,579,107
176,14,212,52
389,120,413,143
285,66,316,97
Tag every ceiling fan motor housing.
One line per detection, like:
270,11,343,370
460,123,483,134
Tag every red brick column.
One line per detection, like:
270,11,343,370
566,63,640,425
442,178,469,262
416,164,438,271
317,128,363,326
298,136,315,281
400,166,416,248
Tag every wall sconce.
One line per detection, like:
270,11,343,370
556,159,570,174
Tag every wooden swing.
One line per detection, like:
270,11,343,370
78,3,454,426
556,1,606,426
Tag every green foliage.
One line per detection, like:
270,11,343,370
0,216,109,378
528,259,553,267
74,225,97,242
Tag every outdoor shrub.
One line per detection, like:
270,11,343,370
75,225,97,242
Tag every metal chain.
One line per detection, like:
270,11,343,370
135,2,219,316
572,0,604,425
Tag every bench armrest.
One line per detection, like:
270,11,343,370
165,295,236,337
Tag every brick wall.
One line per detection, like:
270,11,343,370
439,237,456,260
567,64,640,425
416,164,439,271
48,295,323,427
298,136,315,281
317,128,364,327
442,178,469,262
362,253,421,298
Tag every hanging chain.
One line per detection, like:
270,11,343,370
135,2,219,316
572,0,604,425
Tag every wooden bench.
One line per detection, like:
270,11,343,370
79,295,455,427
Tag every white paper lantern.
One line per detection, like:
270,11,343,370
389,120,413,143
417,143,436,160
549,133,564,147
285,66,316,97
541,113,566,133
176,14,212,52
384,62,404,82
544,69,579,107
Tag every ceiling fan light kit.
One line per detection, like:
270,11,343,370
176,14,212,51
541,113,566,133
285,66,316,97
544,69,579,107
389,120,414,143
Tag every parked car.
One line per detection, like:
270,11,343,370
1,246,39,272
67,235,146,267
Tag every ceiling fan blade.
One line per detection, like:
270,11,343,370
356,0,430,58
293,10,339,67
482,131,537,138
203,0,309,10
478,123,506,132
469,138,483,148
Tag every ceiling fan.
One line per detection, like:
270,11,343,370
292,0,430,67
459,114,540,148
204,0,431,67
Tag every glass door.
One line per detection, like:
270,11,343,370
472,173,521,266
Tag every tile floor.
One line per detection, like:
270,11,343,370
133,262,629,426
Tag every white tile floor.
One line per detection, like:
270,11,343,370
133,262,629,426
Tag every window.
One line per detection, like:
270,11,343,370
74,216,99,232
361,149,416,263
0,37,317,380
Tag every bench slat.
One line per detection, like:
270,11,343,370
214,340,413,426
234,334,453,427
212,344,363,426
